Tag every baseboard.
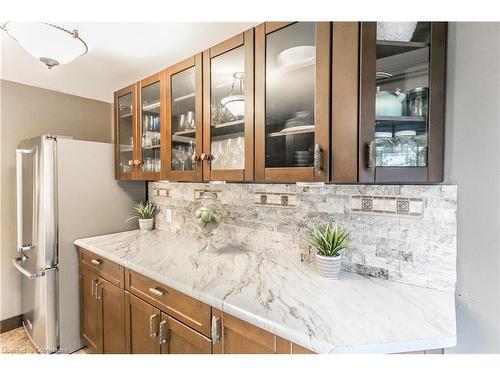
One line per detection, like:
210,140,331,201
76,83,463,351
0,315,23,334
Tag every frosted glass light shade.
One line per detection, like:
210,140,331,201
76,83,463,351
221,94,245,117
3,22,88,68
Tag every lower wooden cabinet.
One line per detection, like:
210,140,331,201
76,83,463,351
160,314,212,354
126,292,161,353
80,249,313,354
125,292,212,354
80,265,102,353
211,308,313,354
79,264,126,353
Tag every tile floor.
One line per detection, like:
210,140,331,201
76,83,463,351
0,327,90,354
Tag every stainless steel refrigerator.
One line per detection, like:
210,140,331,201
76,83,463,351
12,135,145,353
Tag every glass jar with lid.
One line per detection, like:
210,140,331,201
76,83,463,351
394,130,417,166
415,133,428,166
374,131,393,166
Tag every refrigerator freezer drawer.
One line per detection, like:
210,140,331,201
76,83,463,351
21,266,58,353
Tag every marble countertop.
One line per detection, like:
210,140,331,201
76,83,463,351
74,230,456,354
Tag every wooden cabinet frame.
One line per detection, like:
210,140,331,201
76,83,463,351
202,30,255,182
135,72,165,181
163,54,203,181
254,22,331,182
358,22,447,183
331,22,360,182
114,84,137,180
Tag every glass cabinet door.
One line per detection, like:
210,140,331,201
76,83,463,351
359,22,446,182
255,22,330,182
137,73,163,180
115,85,136,180
166,55,202,181
203,30,253,181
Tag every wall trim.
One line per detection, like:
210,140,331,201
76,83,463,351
0,314,23,334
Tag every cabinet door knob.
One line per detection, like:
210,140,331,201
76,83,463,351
128,160,133,166
91,259,102,266
200,153,211,161
367,141,376,169
95,282,102,300
191,154,200,162
149,314,159,338
148,287,166,296
91,279,97,297
313,144,323,172
159,320,168,345
211,316,220,343
133,159,141,166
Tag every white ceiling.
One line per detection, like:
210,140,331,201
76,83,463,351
0,22,258,103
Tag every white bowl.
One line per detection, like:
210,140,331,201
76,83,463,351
377,22,417,42
277,46,315,68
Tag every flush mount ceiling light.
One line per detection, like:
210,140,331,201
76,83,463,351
1,22,88,69
221,72,245,117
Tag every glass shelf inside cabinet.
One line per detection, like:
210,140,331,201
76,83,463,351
210,46,245,171
171,67,196,172
265,22,316,169
374,22,430,168
140,82,161,173
118,93,133,174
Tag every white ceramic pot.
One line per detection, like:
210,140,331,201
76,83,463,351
138,218,154,232
377,22,417,42
315,253,342,279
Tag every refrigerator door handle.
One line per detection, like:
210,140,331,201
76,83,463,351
12,256,45,279
16,148,35,252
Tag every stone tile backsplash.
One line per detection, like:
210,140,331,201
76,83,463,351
149,182,457,293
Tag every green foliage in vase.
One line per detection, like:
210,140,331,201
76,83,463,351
307,223,351,257
126,201,157,221
194,206,222,235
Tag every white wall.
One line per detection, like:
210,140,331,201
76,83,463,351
444,22,500,353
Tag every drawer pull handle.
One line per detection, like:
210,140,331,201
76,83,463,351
149,287,166,296
211,316,220,343
91,259,102,265
149,314,158,338
159,320,168,345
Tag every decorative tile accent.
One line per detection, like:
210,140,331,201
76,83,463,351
353,264,389,279
254,192,296,208
151,188,171,197
351,195,425,217
194,189,221,200
361,197,373,211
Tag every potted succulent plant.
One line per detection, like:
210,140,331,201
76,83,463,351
127,201,157,232
307,223,351,280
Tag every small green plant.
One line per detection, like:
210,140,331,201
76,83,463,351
307,223,351,257
126,201,157,221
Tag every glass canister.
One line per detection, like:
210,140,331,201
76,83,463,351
374,132,393,166
407,87,428,117
415,133,428,166
394,130,417,166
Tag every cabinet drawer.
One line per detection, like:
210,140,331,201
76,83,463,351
126,270,211,337
79,247,125,288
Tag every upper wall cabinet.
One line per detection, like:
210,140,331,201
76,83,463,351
358,22,447,183
115,84,137,180
114,22,447,184
137,73,164,181
202,30,254,182
164,54,203,181
255,22,331,183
